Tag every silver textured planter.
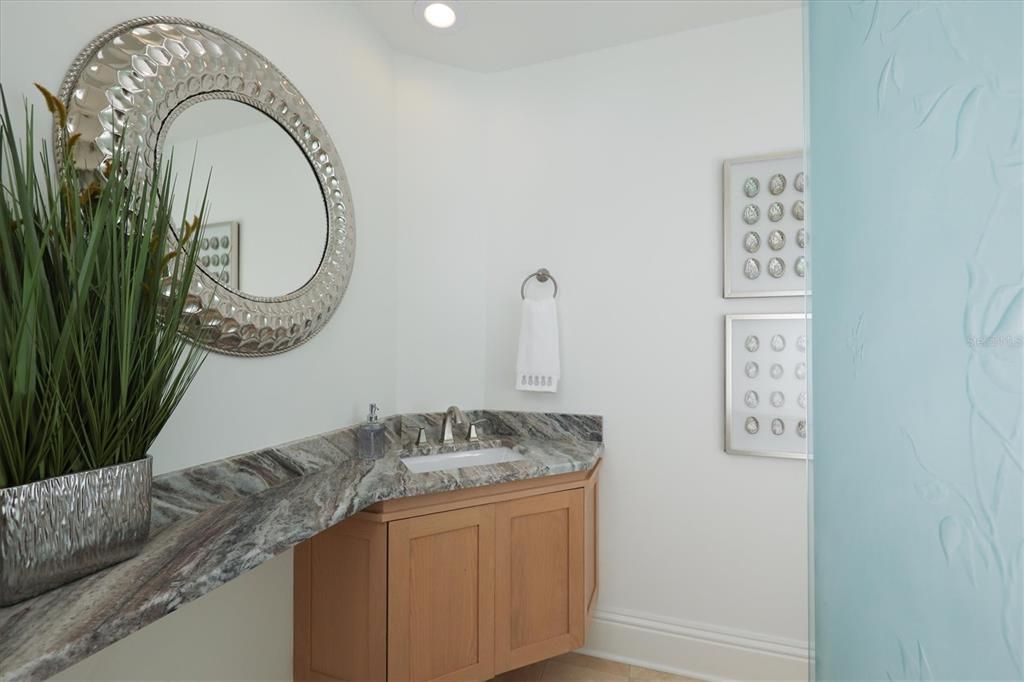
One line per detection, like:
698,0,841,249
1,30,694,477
0,456,151,606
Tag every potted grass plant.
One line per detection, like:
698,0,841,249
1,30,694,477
0,87,209,605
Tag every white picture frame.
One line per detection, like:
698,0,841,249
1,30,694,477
725,313,809,460
723,151,807,298
198,221,240,289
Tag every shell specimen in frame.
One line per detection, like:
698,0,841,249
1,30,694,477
743,177,760,197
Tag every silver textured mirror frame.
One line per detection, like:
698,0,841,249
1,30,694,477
56,16,355,356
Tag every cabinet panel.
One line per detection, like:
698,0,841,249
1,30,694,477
495,489,585,673
585,476,599,626
388,506,495,682
294,518,386,682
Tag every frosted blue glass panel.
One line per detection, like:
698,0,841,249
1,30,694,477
808,1,1022,679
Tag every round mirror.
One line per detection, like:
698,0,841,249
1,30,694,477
59,18,356,356
163,100,327,298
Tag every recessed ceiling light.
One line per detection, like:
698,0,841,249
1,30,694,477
423,2,456,29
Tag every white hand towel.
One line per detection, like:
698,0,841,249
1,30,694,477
516,297,560,392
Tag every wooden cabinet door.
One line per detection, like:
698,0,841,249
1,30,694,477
388,506,495,682
494,489,585,674
294,518,387,681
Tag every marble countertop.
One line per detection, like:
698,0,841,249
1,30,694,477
0,410,602,682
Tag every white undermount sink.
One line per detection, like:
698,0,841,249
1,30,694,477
401,446,525,473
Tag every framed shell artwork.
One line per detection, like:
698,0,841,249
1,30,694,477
723,151,807,298
198,221,240,288
725,313,809,459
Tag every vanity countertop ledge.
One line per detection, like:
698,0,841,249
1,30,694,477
0,410,602,682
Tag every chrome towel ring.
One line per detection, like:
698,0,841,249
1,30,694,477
521,268,558,299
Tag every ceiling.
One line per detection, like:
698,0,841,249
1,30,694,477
353,0,799,73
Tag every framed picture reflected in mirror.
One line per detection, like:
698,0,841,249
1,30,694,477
198,221,240,289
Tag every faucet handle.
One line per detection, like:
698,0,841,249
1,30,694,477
467,419,490,443
415,426,429,447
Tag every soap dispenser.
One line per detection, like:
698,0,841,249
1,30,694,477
358,403,386,459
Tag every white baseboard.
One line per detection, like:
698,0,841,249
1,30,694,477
578,608,809,682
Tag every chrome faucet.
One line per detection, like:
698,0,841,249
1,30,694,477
440,405,467,445
466,419,490,442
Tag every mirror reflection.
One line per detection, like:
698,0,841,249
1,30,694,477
164,100,327,298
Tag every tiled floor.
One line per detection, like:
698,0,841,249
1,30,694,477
493,652,703,682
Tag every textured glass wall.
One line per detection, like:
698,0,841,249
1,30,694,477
808,1,1022,679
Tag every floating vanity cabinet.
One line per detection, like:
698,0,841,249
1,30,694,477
293,462,600,682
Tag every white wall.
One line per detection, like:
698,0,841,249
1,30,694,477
393,54,489,413
1,2,397,679
51,553,293,682
393,9,809,681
